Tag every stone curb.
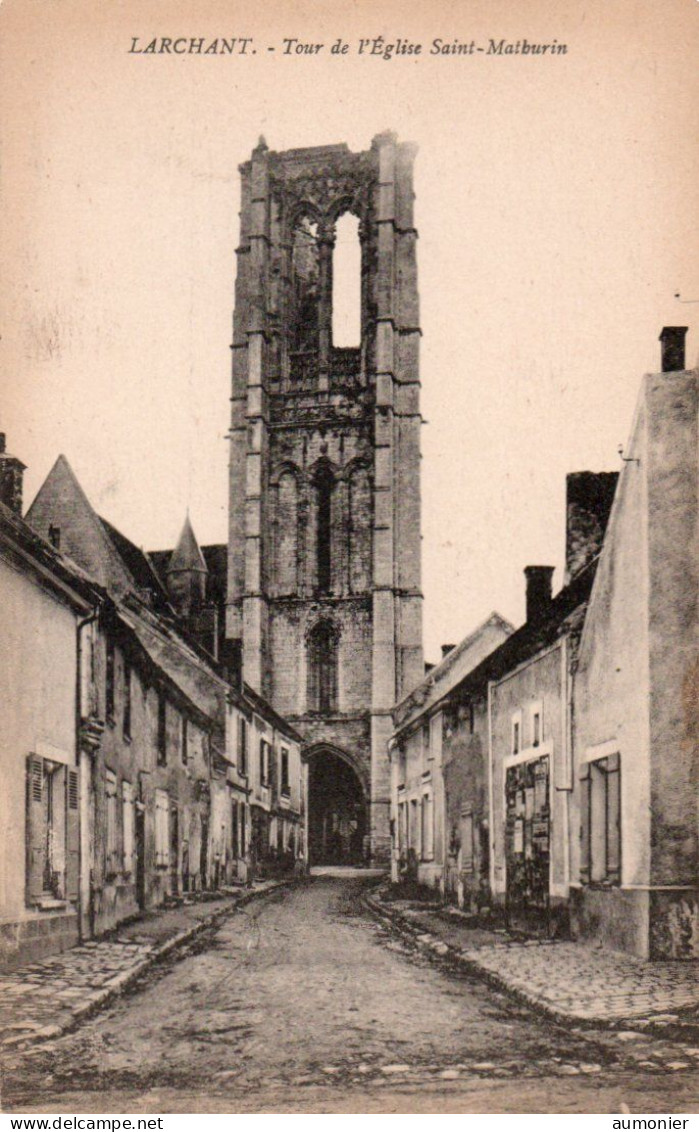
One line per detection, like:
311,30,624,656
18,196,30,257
364,891,699,1041
5,880,292,1053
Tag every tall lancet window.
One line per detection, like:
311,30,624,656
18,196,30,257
291,218,319,357
332,213,361,347
308,620,339,715
275,470,298,595
314,462,334,593
348,466,372,593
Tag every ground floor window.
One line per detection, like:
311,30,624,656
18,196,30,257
155,789,170,867
580,753,621,884
421,793,434,860
122,781,135,874
105,770,119,877
26,755,79,905
460,811,474,872
397,801,407,855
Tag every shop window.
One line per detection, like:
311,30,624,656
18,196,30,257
580,754,621,885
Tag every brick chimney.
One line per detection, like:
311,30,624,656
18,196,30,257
441,644,456,659
564,471,618,584
0,434,26,515
524,566,555,625
659,327,688,373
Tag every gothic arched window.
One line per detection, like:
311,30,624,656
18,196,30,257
291,218,319,356
275,470,298,595
314,462,334,592
348,465,372,593
307,620,339,714
332,212,361,347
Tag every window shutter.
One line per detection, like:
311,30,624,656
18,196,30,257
26,755,46,902
579,764,591,884
65,768,80,903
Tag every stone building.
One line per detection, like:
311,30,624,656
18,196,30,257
23,454,305,945
26,457,227,934
388,469,617,938
226,134,424,864
389,615,514,890
150,522,305,883
0,438,100,968
570,329,698,958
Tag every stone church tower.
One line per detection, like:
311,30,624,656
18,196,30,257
226,133,423,864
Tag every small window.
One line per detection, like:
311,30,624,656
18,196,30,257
106,639,115,721
105,770,118,877
122,781,135,874
532,712,541,748
154,789,170,867
157,696,167,765
123,662,132,740
461,811,474,871
421,794,434,860
512,718,521,755
238,716,248,776
231,800,239,858
260,738,269,787
181,716,188,765
469,703,475,735
281,747,290,796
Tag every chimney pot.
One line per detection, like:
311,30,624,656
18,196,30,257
524,565,555,625
0,435,26,515
659,326,688,373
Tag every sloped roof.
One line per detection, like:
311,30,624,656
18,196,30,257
0,497,101,611
149,541,227,605
393,611,515,731
168,515,208,575
431,558,599,717
99,515,170,611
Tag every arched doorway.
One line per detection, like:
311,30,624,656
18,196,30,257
307,748,367,866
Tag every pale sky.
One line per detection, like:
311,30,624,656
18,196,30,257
2,0,698,663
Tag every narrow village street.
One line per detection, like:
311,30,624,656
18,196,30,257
2,878,697,1114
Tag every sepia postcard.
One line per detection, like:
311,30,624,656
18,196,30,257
0,0,698,1118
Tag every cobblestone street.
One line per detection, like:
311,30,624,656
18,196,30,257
1,878,698,1114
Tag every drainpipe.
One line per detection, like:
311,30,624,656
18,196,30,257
76,607,100,942
487,680,496,900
